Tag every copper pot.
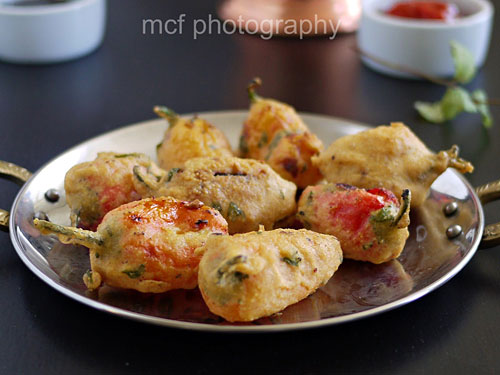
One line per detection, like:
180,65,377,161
218,0,362,37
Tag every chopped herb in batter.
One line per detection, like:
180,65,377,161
282,251,302,267
258,132,268,148
114,153,141,158
167,167,181,182
85,270,93,284
265,131,289,160
239,135,249,155
122,264,145,279
370,207,394,223
217,255,248,284
227,202,246,221
211,202,223,213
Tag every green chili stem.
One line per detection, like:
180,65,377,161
34,219,103,247
247,77,262,103
445,145,474,173
393,189,411,228
153,106,179,128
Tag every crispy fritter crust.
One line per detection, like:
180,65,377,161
297,184,411,264
64,152,164,230
92,197,228,292
157,117,233,170
240,98,323,189
37,197,228,293
150,157,297,234
312,122,473,207
197,228,342,322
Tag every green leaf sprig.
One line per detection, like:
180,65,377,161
414,41,492,128
356,42,495,128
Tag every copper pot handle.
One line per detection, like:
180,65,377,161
476,180,500,248
0,161,32,232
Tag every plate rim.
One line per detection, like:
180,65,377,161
8,110,485,332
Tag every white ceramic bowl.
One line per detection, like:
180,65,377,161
358,0,494,78
0,0,107,64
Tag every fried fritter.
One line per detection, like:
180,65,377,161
297,184,411,264
154,106,233,170
312,122,473,207
34,197,228,293
64,152,165,231
135,156,297,234
197,227,343,322
239,78,323,188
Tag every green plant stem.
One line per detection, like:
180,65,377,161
355,47,500,107
354,47,456,87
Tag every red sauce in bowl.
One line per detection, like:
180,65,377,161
386,1,459,21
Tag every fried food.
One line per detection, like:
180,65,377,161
239,78,323,188
312,122,474,207
197,227,343,322
297,184,411,264
34,197,228,293
65,152,165,231
154,106,233,170
135,156,297,234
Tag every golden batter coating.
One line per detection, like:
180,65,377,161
297,184,411,264
265,132,324,188
34,197,228,293
197,227,343,322
154,106,233,170
135,156,297,234
64,152,165,231
312,122,474,207
239,78,323,189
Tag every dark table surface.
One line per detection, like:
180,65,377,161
1,1,500,374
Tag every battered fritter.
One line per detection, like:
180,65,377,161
297,184,411,264
155,106,233,170
34,197,228,293
197,227,343,322
312,122,474,207
64,152,165,231
135,156,297,234
239,78,323,188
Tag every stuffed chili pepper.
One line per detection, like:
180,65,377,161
197,227,342,322
154,106,233,171
64,152,165,231
239,78,323,189
134,156,297,234
34,196,228,293
312,122,473,207
297,183,411,264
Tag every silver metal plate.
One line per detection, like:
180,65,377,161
9,110,484,332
